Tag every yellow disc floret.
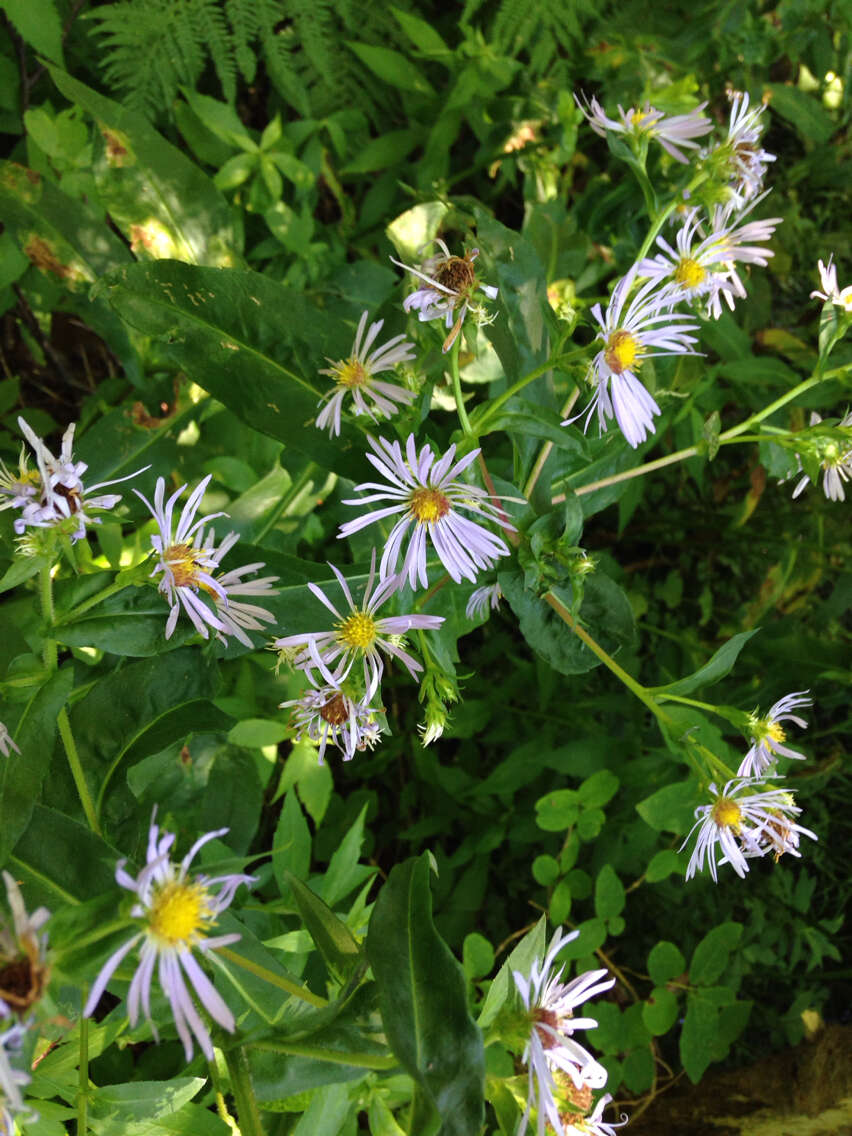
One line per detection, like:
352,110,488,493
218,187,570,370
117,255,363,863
675,257,706,289
409,487,451,524
711,797,742,831
164,543,214,592
337,610,378,650
333,357,369,389
147,880,210,947
604,329,643,374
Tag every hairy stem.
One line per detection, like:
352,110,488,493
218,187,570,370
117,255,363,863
223,1046,266,1136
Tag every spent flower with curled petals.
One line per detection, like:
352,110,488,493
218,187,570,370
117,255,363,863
391,239,498,352
811,256,852,312
574,91,712,163
136,476,278,643
682,778,817,883
280,670,383,762
0,872,50,1016
561,1092,627,1136
83,815,254,1061
274,550,443,700
0,417,145,543
0,725,18,761
512,927,613,1136
465,581,503,621
570,266,699,448
339,434,513,590
316,311,416,437
738,691,812,777
702,90,775,205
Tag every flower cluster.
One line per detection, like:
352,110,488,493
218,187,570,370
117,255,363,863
84,815,254,1061
512,927,623,1136
135,475,279,646
0,417,144,544
575,93,712,164
683,691,817,882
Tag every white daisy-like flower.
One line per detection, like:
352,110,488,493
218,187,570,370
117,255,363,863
83,816,254,1062
274,551,443,700
638,196,782,319
0,872,50,1016
339,434,513,590
0,725,19,761
135,476,279,643
391,239,499,353
574,92,712,163
681,778,818,882
316,311,416,437
790,411,852,502
280,671,383,762
811,256,852,312
0,418,144,542
570,266,699,448
513,927,614,1136
465,581,503,621
737,691,812,778
563,1093,627,1136
0,1011,33,1136
704,90,776,204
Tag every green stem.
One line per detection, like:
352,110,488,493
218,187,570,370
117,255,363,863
78,993,89,1136
250,1040,397,1070
223,1046,266,1136
476,348,588,432
543,592,672,727
523,387,580,499
654,693,719,712
39,566,101,835
255,462,318,543
217,947,327,1007
53,578,133,626
634,171,710,264
208,1059,239,1135
449,336,473,436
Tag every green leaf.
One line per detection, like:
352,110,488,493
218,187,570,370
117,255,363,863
94,259,367,478
319,804,375,908
47,68,239,267
272,790,311,897
369,1096,407,1136
478,916,546,1029
228,718,288,747
576,807,605,841
0,667,72,866
531,855,560,886
548,878,572,924
680,991,719,1082
689,922,742,986
366,854,485,1135
651,631,758,696
647,942,686,986
643,987,679,1036
594,865,625,920
286,872,362,980
645,849,682,883
621,1045,654,1093
462,933,494,980
636,779,701,834
578,769,620,808
347,43,435,95
292,1083,351,1136
767,84,836,146
1,0,62,62
391,8,451,57
535,788,579,832
342,129,422,175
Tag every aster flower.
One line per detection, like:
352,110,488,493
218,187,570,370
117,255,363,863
638,195,782,319
574,92,712,163
273,551,443,700
391,238,499,352
790,411,852,502
811,256,852,312
280,670,383,762
0,418,144,542
316,311,416,437
570,267,699,448
0,872,50,1016
83,816,254,1062
513,927,613,1136
135,476,279,643
465,581,503,621
703,90,776,204
682,778,817,882
338,434,513,590
737,691,812,778
563,1093,627,1136
0,725,19,761
0,1011,33,1136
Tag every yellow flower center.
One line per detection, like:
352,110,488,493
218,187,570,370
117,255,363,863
767,721,786,744
604,329,643,375
409,487,451,524
334,357,369,389
629,109,653,129
675,257,706,289
147,880,208,946
711,797,742,831
337,610,377,650
165,543,208,589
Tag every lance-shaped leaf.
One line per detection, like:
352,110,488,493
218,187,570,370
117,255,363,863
94,259,369,477
366,854,485,1136
285,871,363,981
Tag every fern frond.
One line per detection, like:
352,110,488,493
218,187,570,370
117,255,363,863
225,0,263,81
190,0,236,103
